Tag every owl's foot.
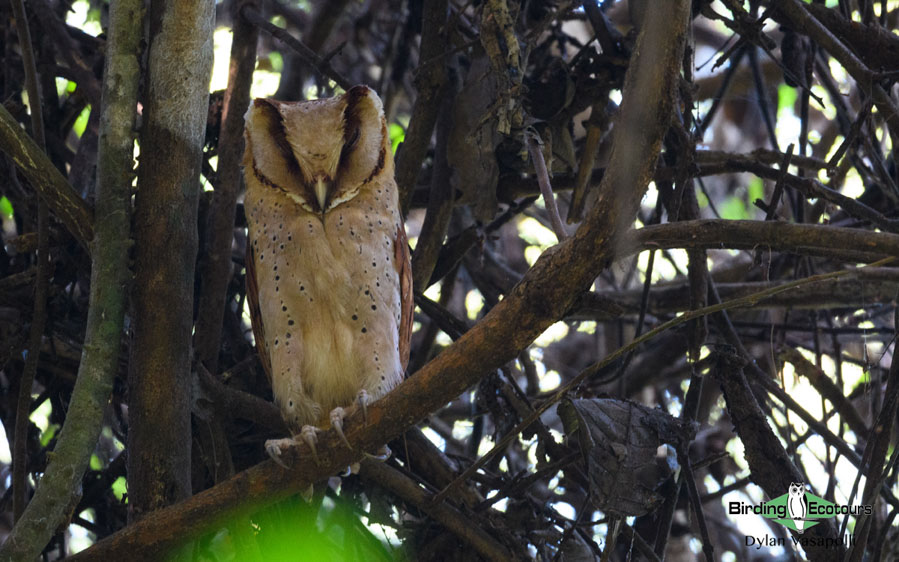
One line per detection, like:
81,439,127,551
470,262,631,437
264,425,322,468
329,407,353,450
264,437,297,468
300,425,321,464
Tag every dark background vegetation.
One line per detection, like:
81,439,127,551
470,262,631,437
0,0,898,560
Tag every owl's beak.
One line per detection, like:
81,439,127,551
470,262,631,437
313,175,332,212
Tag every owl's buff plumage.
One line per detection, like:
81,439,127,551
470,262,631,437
242,86,412,462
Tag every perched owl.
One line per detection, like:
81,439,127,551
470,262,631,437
242,85,412,463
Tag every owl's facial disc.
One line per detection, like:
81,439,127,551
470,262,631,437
245,86,388,215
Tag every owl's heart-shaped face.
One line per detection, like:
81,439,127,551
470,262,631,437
243,85,388,216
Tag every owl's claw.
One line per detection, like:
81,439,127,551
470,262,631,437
330,407,353,450
301,425,321,465
265,437,297,468
364,444,392,462
356,389,370,423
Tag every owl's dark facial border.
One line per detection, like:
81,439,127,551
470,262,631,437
253,99,304,181
336,85,389,192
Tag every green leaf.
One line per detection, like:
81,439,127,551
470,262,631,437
389,123,405,155
73,106,91,138
40,424,59,447
0,196,13,220
719,195,748,220
747,177,764,204
111,477,127,501
777,84,797,120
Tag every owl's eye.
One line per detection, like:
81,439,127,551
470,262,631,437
344,127,360,150
339,127,361,168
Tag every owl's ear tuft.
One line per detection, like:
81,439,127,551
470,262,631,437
344,85,373,104
343,85,384,131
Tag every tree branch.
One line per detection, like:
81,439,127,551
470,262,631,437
128,0,214,521
194,0,259,372
0,103,93,252
628,219,899,263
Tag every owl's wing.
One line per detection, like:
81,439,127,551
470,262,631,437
245,242,272,384
395,221,413,371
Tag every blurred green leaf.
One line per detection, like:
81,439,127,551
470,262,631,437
389,123,405,155
111,477,127,501
720,195,748,220
269,51,283,73
696,190,708,208
777,84,797,118
40,424,59,447
748,177,764,204
73,106,91,138
0,196,13,220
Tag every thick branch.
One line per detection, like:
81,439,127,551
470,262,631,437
128,0,214,521
628,220,899,263
585,268,899,316
0,104,93,251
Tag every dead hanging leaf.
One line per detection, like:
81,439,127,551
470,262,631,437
559,398,694,517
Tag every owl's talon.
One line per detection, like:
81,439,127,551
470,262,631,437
330,407,353,450
265,437,297,468
364,444,391,462
356,390,370,423
300,425,320,465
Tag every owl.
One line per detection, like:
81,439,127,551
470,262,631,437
242,85,412,464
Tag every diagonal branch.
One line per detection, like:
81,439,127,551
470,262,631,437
0,104,94,251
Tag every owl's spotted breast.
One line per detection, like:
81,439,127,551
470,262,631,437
243,86,411,433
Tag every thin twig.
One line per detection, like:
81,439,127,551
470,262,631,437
526,130,568,241
359,458,518,561
10,0,49,523
240,5,352,91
